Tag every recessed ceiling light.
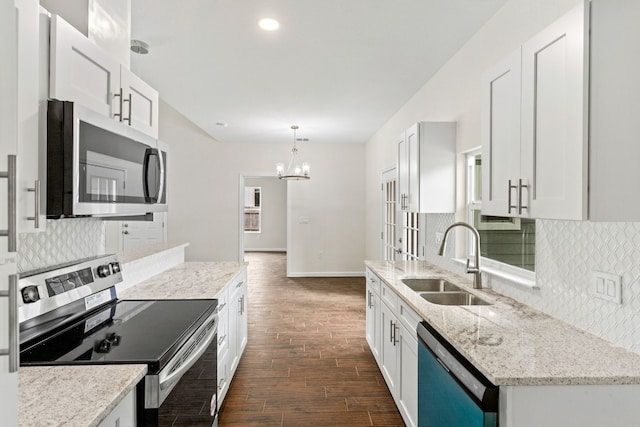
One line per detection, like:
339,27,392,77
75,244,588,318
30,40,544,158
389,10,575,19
258,18,280,31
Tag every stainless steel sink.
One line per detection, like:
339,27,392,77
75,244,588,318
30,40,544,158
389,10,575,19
401,278,461,292
419,291,491,306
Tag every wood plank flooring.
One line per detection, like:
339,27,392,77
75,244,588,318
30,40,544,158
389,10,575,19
219,252,405,426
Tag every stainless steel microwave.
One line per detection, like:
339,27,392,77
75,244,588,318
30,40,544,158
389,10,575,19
47,99,168,217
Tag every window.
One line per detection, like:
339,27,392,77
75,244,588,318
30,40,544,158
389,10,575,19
244,187,261,233
467,152,535,272
401,212,420,260
383,176,397,260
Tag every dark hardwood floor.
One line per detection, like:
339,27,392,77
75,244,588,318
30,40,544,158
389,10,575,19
218,252,404,426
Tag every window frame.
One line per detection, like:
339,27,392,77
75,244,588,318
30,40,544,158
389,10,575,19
464,150,537,287
243,186,261,233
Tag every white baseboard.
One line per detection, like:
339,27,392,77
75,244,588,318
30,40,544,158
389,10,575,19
244,248,287,252
286,271,365,278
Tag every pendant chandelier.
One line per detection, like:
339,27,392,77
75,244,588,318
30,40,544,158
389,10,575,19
276,125,310,180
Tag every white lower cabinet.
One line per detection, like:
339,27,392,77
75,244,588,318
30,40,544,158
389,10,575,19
365,271,381,361
365,268,418,427
98,387,136,427
216,268,248,407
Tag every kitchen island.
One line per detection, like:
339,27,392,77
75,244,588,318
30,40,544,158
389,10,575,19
366,260,640,426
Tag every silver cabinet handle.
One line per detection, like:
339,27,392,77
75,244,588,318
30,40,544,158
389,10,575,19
507,179,518,214
236,280,244,288
218,378,225,390
123,93,132,125
367,291,372,308
389,320,394,343
27,179,40,228
0,155,17,252
214,302,226,314
518,178,528,215
123,230,129,235
113,88,124,121
218,334,226,345
393,324,400,346
0,274,19,373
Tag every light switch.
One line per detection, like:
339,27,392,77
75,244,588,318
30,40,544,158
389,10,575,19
591,271,622,305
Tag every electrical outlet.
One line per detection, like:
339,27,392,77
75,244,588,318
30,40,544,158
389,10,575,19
435,232,444,245
591,271,622,304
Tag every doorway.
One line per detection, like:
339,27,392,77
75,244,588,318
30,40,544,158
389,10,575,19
238,176,287,260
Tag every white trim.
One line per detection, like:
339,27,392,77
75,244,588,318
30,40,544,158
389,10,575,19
243,248,287,252
287,271,365,278
453,257,538,289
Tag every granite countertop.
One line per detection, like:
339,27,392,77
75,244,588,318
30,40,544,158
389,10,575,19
119,261,248,300
366,260,640,387
19,364,147,427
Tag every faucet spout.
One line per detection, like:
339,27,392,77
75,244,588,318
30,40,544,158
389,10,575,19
438,221,483,289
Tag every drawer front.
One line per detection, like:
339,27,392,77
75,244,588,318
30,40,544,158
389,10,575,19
217,305,229,358
380,282,398,310
229,269,247,299
366,268,381,295
398,300,422,332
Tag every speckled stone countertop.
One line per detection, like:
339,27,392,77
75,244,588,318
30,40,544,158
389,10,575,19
119,261,248,299
19,364,147,427
366,260,640,386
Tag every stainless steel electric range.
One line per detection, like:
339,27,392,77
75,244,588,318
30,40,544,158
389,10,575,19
18,255,219,426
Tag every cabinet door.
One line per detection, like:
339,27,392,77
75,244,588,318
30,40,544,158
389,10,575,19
405,124,420,212
380,301,399,396
520,0,588,220
398,325,418,427
589,0,640,221
236,283,248,357
365,283,381,362
50,14,120,118
481,48,522,217
120,69,159,138
17,0,45,234
228,293,239,374
397,131,409,211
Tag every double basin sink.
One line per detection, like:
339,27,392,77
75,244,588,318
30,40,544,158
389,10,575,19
401,278,491,306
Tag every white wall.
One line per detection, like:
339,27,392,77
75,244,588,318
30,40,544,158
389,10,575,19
161,101,366,275
243,177,287,251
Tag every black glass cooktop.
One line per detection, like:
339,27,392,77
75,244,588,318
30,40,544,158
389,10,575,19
20,299,217,374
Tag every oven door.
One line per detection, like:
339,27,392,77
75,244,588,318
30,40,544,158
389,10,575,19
143,312,218,427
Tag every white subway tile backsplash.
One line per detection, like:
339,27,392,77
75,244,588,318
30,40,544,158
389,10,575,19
18,219,105,273
425,214,640,353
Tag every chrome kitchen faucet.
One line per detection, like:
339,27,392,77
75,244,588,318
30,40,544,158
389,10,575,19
438,222,483,289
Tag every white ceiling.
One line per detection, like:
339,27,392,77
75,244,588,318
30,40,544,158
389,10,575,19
130,0,506,145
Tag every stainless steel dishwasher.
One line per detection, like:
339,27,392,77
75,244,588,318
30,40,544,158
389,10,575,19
417,321,498,427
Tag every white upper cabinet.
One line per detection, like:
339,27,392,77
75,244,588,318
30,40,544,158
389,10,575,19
50,14,120,118
482,0,588,220
397,122,456,213
17,0,46,234
481,48,522,217
589,0,640,221
120,70,159,138
49,15,159,138
521,1,589,220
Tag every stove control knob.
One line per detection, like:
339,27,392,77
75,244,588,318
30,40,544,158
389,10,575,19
96,264,111,278
106,332,121,346
94,339,112,354
21,286,40,304
110,262,121,274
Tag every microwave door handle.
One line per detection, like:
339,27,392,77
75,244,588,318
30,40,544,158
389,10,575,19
157,149,165,204
143,148,162,203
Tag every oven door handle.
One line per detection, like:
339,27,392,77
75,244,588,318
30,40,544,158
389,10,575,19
158,315,218,391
